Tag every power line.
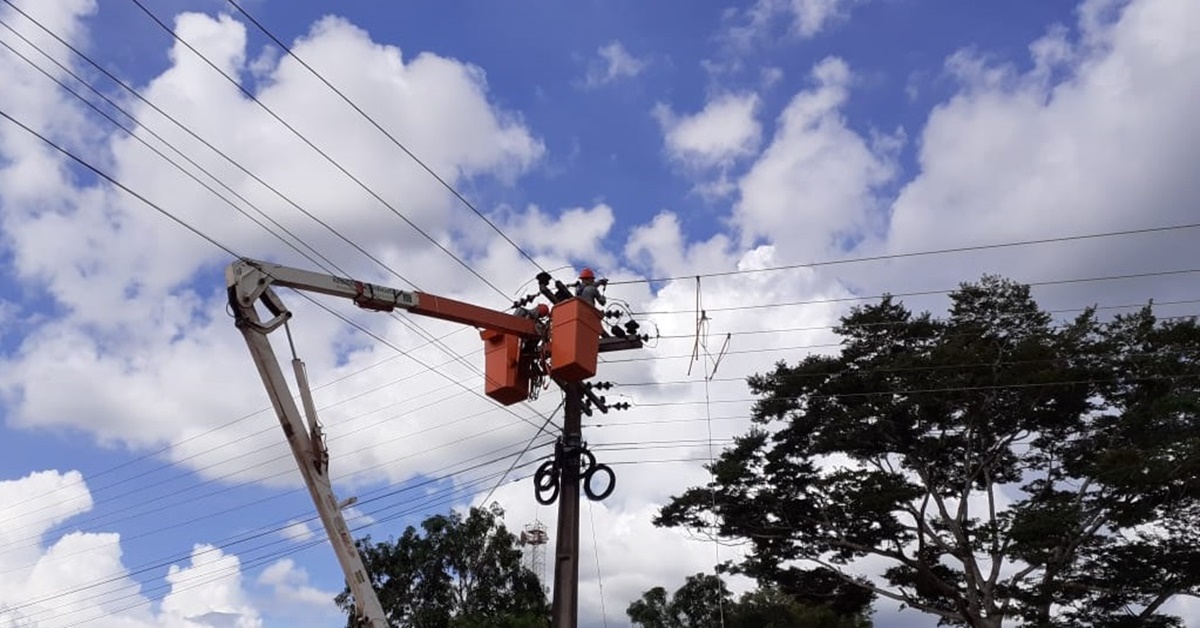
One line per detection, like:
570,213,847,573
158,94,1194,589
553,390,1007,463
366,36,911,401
0,14,564,450
0,104,560,548
225,0,547,275
0,3,561,432
53,460,549,627
587,499,610,628
12,335,1176,550
0,108,239,256
3,3,562,444
480,399,565,506
5,436,555,618
0,23,335,272
629,372,1200,408
649,298,1200,339
0,327,470,532
630,268,1200,316
610,221,1200,286
126,0,512,301
0,4,421,289
0,394,535,560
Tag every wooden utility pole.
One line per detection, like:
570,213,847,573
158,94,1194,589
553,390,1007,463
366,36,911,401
551,381,585,628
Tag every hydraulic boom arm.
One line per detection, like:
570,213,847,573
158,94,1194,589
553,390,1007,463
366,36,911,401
227,258,538,337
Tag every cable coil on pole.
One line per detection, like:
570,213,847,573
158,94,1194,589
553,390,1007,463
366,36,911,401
534,441,615,505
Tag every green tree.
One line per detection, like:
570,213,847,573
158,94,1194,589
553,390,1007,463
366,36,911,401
627,573,870,628
336,503,548,627
655,276,1200,627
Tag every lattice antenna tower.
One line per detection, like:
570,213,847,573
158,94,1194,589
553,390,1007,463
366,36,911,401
520,519,550,592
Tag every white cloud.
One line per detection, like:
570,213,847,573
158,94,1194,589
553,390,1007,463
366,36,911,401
0,470,261,627
785,0,866,38
0,6,550,488
492,203,616,269
257,559,340,621
721,0,867,53
583,41,645,88
859,0,1200,309
653,93,762,170
161,545,262,628
279,521,316,544
733,56,898,252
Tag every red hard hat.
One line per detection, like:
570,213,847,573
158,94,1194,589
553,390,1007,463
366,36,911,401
536,303,549,317
579,267,595,280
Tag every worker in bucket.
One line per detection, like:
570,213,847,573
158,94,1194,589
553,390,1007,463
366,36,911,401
574,267,607,308
515,302,551,336
514,302,552,388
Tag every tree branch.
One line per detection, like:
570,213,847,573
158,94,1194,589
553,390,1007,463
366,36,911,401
808,557,965,624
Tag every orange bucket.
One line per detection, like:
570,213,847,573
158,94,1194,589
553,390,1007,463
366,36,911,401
549,298,602,381
481,329,529,405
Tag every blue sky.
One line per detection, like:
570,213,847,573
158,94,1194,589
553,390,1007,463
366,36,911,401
1,0,1198,626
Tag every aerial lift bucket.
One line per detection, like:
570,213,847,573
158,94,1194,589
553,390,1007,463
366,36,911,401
481,329,530,405
549,297,602,381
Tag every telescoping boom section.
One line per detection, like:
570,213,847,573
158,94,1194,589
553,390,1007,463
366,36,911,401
226,257,604,405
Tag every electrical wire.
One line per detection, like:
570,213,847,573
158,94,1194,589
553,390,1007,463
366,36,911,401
480,399,565,506
587,499,610,628
0,30,331,271
5,289,1185,534
0,3,563,441
648,297,1200,339
126,0,512,301
0,100,559,537
5,6,1198,620
0,4,420,289
0,106,240,252
630,268,1200,316
53,461,552,627
630,372,1200,408
5,437,555,619
608,221,1200,285
225,0,547,275
0,336,474,534
0,92,561,579
0,392,535,559
0,16,566,499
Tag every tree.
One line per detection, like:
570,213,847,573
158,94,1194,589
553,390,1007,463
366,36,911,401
336,503,548,627
655,276,1200,627
627,573,870,628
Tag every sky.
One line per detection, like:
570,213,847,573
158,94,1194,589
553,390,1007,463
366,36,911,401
0,0,1198,626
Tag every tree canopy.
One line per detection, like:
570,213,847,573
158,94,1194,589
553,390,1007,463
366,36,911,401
336,503,548,627
656,276,1200,627
626,572,871,628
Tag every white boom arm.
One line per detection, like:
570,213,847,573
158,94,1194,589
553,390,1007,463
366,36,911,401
226,258,392,627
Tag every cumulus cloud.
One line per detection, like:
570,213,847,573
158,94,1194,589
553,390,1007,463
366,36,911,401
279,520,316,544
732,57,898,252
0,4,550,488
654,93,762,170
583,41,645,88
494,203,616,268
856,0,1200,311
722,0,867,53
0,469,261,627
257,559,341,623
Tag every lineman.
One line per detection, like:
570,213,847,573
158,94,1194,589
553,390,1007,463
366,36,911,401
574,268,607,308
515,302,551,337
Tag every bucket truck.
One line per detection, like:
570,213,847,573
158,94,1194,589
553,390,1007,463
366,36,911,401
225,257,641,627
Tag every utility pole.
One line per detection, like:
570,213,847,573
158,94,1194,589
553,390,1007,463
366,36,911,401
551,381,585,628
